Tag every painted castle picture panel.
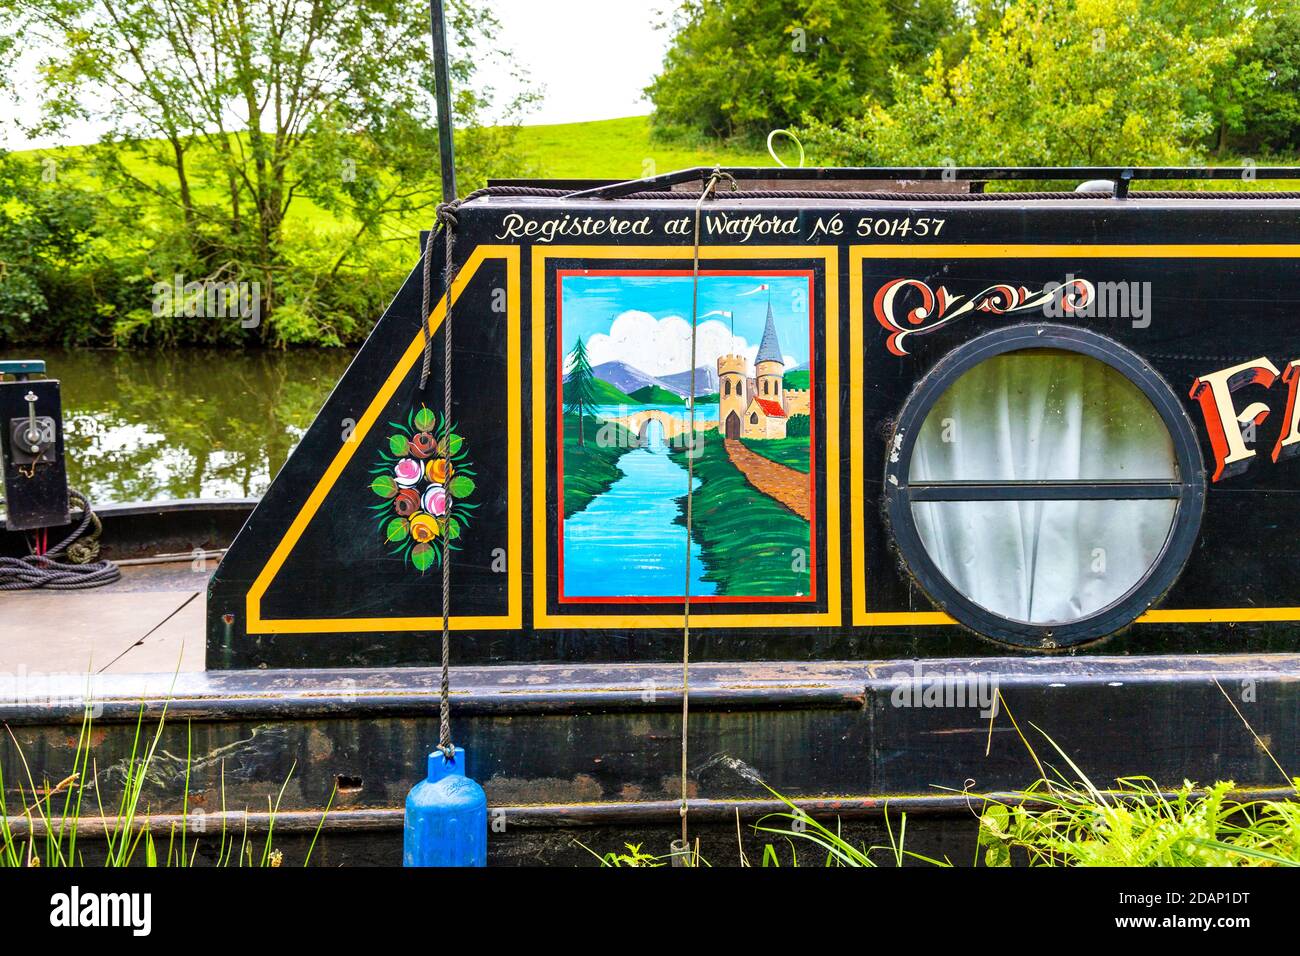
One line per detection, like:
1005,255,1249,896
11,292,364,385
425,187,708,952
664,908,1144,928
557,269,816,603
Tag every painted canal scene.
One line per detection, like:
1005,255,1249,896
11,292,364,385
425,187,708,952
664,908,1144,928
558,272,815,601
7,0,1300,934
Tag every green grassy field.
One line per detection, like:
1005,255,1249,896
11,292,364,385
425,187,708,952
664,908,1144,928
741,436,811,473
668,431,810,597
16,116,770,233
17,116,1292,244
514,116,769,180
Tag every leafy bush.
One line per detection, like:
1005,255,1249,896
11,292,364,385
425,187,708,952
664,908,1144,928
646,0,959,141
799,0,1250,167
977,727,1300,867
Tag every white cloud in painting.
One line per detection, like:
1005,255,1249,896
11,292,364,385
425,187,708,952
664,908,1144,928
583,310,795,375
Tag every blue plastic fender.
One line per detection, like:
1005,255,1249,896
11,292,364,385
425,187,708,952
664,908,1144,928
403,747,487,867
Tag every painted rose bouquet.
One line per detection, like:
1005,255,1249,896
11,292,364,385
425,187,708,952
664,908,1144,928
368,404,476,572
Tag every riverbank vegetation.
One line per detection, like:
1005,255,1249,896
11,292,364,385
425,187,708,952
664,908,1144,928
0,706,328,867
562,413,635,519
975,703,1300,867
590,697,1300,867
651,1,1300,173
667,431,810,596
4,1,1300,351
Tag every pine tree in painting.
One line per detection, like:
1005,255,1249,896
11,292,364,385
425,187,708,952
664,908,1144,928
565,336,597,447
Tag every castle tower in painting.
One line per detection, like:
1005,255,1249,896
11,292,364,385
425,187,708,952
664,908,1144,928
754,302,785,404
715,300,790,441
717,353,748,440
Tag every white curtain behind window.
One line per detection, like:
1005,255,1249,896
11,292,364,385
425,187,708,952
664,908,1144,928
909,352,1177,624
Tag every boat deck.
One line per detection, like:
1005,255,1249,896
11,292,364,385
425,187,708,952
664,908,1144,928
0,561,206,674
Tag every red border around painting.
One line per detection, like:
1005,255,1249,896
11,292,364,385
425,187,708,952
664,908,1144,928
555,268,818,605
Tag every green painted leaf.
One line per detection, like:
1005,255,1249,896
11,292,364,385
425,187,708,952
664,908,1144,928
445,516,461,540
370,475,398,498
388,434,409,456
448,474,475,499
386,517,409,543
414,407,436,432
411,543,436,572
447,433,463,456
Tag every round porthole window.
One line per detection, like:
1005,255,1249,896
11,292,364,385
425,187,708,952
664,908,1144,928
884,324,1205,648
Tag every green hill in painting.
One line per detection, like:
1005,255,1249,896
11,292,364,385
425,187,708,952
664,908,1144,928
565,376,637,406
628,384,684,405
783,370,810,390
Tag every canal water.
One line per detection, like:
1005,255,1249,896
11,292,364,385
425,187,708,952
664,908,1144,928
0,347,351,505
563,418,715,598
593,401,721,423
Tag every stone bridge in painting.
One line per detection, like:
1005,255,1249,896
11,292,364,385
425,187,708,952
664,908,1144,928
603,408,718,444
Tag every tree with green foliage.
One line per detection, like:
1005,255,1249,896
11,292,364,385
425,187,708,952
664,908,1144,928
564,337,598,447
1221,1,1300,154
0,0,535,347
0,153,147,344
646,0,959,141
799,0,1250,167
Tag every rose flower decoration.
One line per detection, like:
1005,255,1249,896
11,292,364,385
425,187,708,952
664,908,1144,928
368,403,477,572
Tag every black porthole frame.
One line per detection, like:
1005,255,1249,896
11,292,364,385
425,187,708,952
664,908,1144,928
883,323,1206,649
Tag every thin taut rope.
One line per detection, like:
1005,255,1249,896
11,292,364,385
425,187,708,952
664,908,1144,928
423,202,460,759
680,170,736,852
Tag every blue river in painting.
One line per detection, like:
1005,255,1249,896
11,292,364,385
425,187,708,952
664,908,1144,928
563,419,716,598
592,402,721,422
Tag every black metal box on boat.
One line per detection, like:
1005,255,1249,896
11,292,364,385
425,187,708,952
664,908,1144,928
207,170,1300,669
0,363,70,533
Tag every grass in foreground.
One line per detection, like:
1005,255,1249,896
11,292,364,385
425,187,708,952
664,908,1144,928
973,695,1300,867
0,705,331,867
586,688,1300,868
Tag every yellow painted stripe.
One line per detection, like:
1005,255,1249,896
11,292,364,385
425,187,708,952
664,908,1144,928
532,244,844,630
848,243,1300,626
247,246,522,634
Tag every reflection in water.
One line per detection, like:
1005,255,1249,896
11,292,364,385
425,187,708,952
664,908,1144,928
0,348,352,504
562,417,715,598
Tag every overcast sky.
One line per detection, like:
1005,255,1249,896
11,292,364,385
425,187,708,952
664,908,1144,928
488,0,670,125
5,1,670,149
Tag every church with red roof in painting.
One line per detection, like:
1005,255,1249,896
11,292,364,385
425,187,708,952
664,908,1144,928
715,301,806,440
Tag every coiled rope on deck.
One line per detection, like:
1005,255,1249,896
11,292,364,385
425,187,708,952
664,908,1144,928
0,488,120,590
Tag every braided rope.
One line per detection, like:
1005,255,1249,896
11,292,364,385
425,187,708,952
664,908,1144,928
0,489,120,590
679,170,737,854
439,202,456,760
420,201,462,761
464,185,1300,203
620,188,1300,201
